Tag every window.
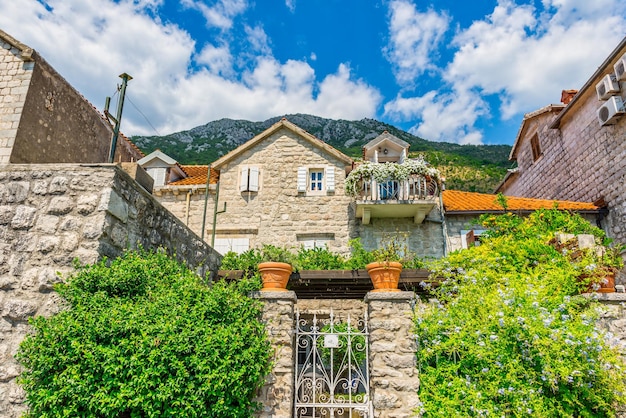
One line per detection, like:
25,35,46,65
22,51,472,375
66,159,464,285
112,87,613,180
298,166,335,193
213,237,250,255
530,133,542,161
240,167,259,192
297,234,334,250
146,167,167,187
310,170,323,191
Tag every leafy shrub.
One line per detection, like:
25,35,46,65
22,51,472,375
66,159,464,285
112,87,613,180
295,246,346,270
415,210,626,417
18,250,271,418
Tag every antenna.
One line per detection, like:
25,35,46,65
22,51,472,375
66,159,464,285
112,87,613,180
104,73,132,163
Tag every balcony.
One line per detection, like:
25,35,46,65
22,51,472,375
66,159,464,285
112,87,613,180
353,175,439,224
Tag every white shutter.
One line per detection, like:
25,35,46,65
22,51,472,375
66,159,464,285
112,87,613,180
297,167,307,192
249,167,259,192
240,167,249,192
325,166,335,192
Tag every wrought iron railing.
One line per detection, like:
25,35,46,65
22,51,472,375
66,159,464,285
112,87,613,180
356,175,439,201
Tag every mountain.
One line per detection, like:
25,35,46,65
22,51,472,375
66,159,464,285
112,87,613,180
132,114,515,193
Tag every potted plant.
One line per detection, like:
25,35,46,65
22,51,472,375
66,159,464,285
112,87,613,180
366,238,404,292
578,245,624,293
257,244,295,291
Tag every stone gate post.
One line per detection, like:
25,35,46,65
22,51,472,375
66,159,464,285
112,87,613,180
366,291,421,417
253,290,297,417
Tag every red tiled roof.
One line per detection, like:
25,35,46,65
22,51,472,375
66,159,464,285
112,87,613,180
168,165,218,186
442,190,599,213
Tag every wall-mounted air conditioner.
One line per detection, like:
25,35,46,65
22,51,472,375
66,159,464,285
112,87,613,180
597,95,625,126
614,52,626,81
596,74,620,100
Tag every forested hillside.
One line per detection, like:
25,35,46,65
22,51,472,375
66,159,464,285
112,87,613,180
132,114,515,193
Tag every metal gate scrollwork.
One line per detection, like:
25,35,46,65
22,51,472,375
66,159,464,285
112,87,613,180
294,309,371,417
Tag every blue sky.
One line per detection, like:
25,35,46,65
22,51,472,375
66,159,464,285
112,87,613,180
0,0,625,146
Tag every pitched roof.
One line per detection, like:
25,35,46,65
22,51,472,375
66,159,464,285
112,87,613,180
508,104,565,160
442,190,599,214
168,165,219,186
363,131,410,150
211,118,354,169
138,149,178,166
0,28,34,61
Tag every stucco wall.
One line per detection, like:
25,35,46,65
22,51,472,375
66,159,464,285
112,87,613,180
0,39,33,165
501,53,626,245
0,164,220,417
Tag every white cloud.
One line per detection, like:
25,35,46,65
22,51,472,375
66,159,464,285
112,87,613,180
384,0,450,87
285,0,296,13
181,0,248,30
0,0,382,136
448,0,626,118
382,0,626,144
384,89,488,145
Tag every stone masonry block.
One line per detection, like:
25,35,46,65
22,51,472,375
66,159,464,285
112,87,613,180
10,205,36,230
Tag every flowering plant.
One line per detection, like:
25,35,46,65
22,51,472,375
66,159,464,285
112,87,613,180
344,157,441,197
416,210,626,416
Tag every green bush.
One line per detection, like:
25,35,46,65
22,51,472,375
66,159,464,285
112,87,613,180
18,250,271,417
416,210,626,417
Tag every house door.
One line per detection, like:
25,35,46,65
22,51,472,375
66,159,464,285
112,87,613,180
294,309,371,417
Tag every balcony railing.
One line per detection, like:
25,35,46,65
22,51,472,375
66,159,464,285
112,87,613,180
355,175,439,201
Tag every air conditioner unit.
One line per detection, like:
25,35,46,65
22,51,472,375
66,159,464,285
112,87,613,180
597,95,625,126
614,52,626,81
595,74,620,100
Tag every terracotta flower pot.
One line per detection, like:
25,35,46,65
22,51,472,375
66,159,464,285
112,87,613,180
582,271,616,293
258,262,292,291
366,261,402,292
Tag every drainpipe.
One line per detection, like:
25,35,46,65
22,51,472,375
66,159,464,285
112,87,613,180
211,180,227,248
185,189,192,226
201,165,212,241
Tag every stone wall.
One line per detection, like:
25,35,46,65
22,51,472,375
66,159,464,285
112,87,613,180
0,164,220,417
366,292,421,417
358,216,444,259
154,185,211,242
0,36,33,165
501,47,626,246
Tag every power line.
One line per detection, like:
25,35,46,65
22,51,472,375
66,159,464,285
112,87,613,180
125,93,162,136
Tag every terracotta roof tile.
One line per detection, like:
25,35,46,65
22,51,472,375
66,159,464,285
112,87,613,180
168,165,219,186
442,190,599,212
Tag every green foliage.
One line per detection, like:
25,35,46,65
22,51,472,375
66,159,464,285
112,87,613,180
220,239,431,272
18,250,271,418
415,210,626,417
295,246,346,270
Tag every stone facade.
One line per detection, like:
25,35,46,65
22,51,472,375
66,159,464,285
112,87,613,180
0,30,142,166
498,39,626,246
0,164,220,417
0,33,32,165
213,125,356,255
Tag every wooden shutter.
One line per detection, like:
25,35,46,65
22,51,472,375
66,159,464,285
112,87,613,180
297,167,307,192
249,167,259,192
325,166,335,192
240,167,249,192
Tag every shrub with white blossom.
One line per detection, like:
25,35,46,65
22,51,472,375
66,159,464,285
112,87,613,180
416,210,625,417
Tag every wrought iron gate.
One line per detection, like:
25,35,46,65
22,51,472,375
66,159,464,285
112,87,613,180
294,310,371,417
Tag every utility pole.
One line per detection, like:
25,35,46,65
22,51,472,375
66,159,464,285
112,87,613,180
104,73,132,163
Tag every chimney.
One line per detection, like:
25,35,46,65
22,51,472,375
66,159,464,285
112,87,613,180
561,89,578,105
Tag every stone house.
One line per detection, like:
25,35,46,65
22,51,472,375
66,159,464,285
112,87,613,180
496,36,626,247
0,29,142,165
145,119,603,259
